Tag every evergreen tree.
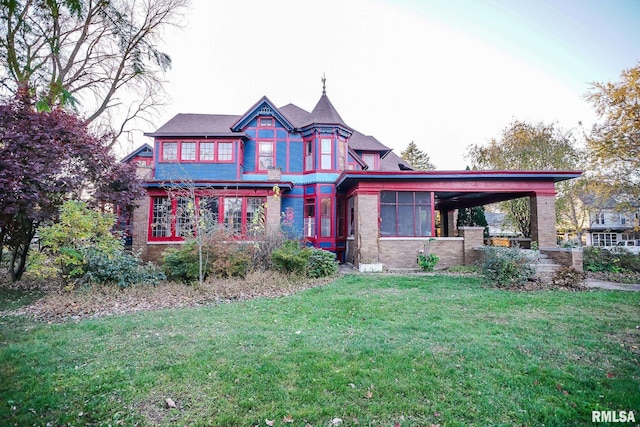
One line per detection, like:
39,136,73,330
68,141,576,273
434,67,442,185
401,141,436,170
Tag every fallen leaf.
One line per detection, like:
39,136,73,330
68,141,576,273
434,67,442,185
606,372,615,378
330,417,343,425
165,398,176,409
434,412,441,417
265,419,275,426
348,383,356,389
283,414,294,423
365,390,373,399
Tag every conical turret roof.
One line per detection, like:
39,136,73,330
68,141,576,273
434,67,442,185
309,92,348,127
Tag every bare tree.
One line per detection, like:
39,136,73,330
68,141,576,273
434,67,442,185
0,0,188,146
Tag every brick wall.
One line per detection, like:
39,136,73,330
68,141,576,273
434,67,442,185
542,248,584,271
378,238,463,269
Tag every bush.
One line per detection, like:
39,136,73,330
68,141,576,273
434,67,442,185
306,248,339,278
583,246,640,273
417,253,440,272
271,240,311,275
480,246,536,286
82,248,165,288
550,266,586,289
162,241,201,284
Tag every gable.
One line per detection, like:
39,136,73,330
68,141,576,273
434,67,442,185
231,96,295,132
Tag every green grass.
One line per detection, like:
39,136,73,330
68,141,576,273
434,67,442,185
1,275,639,426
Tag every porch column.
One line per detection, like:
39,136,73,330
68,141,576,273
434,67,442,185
353,192,380,266
132,195,150,262
530,194,557,248
442,209,456,237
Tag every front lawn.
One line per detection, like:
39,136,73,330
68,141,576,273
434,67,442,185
1,275,639,426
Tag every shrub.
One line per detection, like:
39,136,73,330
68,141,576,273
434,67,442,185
162,241,201,284
550,266,586,289
82,248,165,288
480,246,536,286
306,248,339,278
271,240,311,275
583,246,640,273
417,253,440,272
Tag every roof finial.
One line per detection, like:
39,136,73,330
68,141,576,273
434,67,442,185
321,73,326,95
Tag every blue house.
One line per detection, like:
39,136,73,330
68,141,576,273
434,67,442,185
126,86,581,271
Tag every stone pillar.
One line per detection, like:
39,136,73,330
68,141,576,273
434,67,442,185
266,194,282,235
132,195,150,262
354,192,380,266
459,226,484,265
530,194,557,248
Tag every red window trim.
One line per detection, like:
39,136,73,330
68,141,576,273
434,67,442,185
157,140,236,164
257,140,275,171
379,191,434,237
319,137,333,171
148,193,266,242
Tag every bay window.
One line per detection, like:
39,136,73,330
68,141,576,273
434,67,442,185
149,195,266,240
321,197,332,237
320,138,332,170
218,142,233,161
380,191,432,237
304,199,315,238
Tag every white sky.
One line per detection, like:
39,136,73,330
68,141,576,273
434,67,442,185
127,0,640,170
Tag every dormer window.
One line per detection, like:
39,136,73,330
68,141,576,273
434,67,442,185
362,153,378,170
259,117,274,127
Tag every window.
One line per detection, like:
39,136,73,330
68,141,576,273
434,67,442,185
162,142,177,161
151,197,171,237
176,197,195,236
337,198,345,238
258,141,274,169
224,198,243,234
321,197,332,237
347,197,355,236
200,142,215,161
218,142,233,161
259,117,273,127
380,191,432,237
595,213,605,225
246,197,264,235
181,142,196,161
305,140,314,171
304,199,315,238
149,195,265,240
320,138,332,170
362,153,376,170
592,233,618,247
199,197,219,225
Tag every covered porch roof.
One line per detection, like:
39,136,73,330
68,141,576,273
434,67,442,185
336,170,582,210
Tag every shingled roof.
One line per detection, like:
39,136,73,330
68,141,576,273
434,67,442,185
144,113,243,137
308,93,349,127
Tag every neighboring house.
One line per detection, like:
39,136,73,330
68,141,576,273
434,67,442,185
585,201,640,248
123,86,582,271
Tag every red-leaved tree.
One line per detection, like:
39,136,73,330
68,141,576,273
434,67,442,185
0,97,141,281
